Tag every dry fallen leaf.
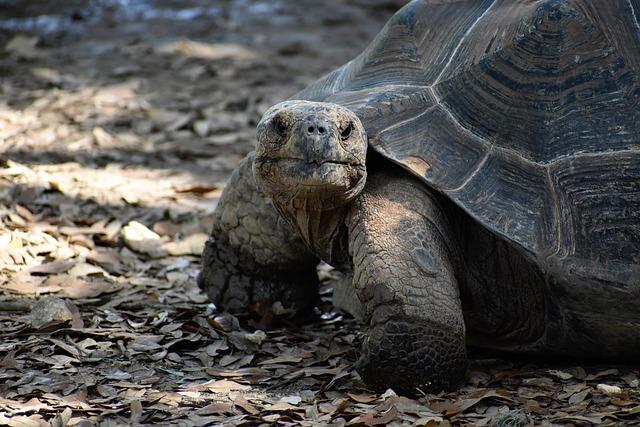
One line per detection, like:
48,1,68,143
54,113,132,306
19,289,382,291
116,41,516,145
548,370,573,380
568,388,591,405
121,221,168,258
27,260,76,275
233,394,259,415
5,34,41,59
207,380,251,394
162,233,208,256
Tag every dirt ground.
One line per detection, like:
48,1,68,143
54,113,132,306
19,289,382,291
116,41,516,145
1,1,639,426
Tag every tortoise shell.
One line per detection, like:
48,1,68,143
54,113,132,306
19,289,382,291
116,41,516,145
295,0,640,286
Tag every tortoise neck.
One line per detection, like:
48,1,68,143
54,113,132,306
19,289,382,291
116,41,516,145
273,200,349,265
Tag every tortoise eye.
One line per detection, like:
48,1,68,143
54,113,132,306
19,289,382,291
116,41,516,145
272,116,288,137
341,123,353,140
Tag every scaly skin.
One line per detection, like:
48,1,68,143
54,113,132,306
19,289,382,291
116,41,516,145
198,153,319,314
347,170,468,394
202,101,468,394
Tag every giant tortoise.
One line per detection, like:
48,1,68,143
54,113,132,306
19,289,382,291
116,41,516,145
199,0,640,393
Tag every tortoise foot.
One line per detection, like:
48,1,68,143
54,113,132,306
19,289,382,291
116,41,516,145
357,319,468,395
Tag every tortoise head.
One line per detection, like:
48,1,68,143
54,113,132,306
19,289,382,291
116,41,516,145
253,100,368,211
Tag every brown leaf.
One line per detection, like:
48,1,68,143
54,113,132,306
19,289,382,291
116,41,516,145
14,204,35,222
207,379,251,394
431,391,517,417
61,390,93,410
568,388,591,405
152,221,180,237
48,338,81,358
87,248,124,274
5,35,41,59
551,413,605,424
348,407,399,426
548,369,573,380
611,397,636,407
264,401,300,412
233,394,259,415
195,402,236,415
586,369,620,381
121,221,168,258
27,260,76,275
615,405,640,417
346,393,378,404
0,351,17,369
413,417,444,427
0,397,52,413
67,262,106,277
162,233,208,256
258,355,303,365
4,273,54,295
368,407,399,426
174,184,219,195
0,414,48,427
43,275,114,299
51,407,73,427
130,400,143,424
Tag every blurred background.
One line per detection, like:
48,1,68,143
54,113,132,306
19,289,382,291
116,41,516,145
0,0,404,188
0,0,405,298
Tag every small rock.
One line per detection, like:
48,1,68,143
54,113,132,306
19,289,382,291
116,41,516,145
30,296,83,329
193,120,210,137
597,384,623,395
243,330,267,345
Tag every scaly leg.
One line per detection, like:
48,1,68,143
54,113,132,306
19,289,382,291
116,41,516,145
348,170,467,394
198,153,319,314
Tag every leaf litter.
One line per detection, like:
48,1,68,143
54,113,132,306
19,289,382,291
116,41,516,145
1,0,639,425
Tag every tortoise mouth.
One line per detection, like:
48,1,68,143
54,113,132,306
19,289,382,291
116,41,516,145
254,155,366,196
264,157,364,187
276,157,362,168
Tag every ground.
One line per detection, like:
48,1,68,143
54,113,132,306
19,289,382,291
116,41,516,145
1,1,639,426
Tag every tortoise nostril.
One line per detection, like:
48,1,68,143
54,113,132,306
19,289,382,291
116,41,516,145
305,122,329,135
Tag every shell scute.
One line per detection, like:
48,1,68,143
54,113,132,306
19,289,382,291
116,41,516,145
295,0,640,284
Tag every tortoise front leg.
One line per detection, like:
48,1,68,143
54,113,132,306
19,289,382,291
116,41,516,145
198,153,319,314
348,171,467,394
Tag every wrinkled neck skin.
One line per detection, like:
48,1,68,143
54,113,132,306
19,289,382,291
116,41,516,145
257,169,367,265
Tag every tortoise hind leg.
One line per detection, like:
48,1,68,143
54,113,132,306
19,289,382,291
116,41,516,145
348,170,467,394
198,153,319,315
